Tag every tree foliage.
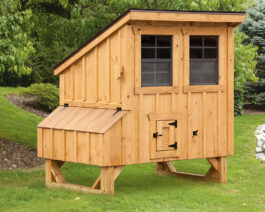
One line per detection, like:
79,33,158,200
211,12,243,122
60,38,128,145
240,0,265,105
234,31,258,115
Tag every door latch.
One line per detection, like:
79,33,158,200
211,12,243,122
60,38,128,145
168,120,178,128
168,142,178,150
153,132,162,138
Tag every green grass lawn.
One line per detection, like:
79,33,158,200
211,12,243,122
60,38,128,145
0,87,264,211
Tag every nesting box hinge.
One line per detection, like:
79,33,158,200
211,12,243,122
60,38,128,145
168,120,178,128
168,142,178,150
64,103,69,107
153,132,162,138
113,107,122,116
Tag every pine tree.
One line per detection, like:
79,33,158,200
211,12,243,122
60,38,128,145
240,0,265,105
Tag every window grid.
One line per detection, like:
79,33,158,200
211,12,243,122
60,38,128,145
141,35,172,87
190,36,218,85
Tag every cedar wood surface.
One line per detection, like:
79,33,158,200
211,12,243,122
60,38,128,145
38,10,242,167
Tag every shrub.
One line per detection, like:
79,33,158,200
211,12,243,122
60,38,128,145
19,83,59,111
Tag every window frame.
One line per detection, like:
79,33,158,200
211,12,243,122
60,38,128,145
134,26,180,95
189,36,219,86
141,35,173,87
183,27,226,93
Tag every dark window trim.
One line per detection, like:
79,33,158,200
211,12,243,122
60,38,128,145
189,36,219,86
141,35,172,87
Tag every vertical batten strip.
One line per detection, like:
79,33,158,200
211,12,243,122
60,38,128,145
187,92,191,159
59,74,65,105
82,57,86,101
155,93,160,113
51,129,54,159
95,47,99,102
37,128,43,157
63,130,66,161
71,65,75,100
108,38,112,103
202,92,206,157
88,133,91,164
138,94,143,163
74,131,78,163
217,91,222,155
227,27,234,155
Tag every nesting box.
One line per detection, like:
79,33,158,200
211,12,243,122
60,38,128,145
37,9,245,194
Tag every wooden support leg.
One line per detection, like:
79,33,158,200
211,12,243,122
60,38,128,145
45,159,65,185
100,167,115,194
156,157,227,183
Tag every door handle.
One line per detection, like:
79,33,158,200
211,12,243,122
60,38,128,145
153,132,162,138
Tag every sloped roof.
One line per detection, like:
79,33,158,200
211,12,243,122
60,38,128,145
54,8,245,75
38,106,127,134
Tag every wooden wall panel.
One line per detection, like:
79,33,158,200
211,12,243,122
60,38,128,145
90,133,104,165
85,49,97,102
97,40,110,102
189,93,203,159
37,128,43,157
43,128,53,159
65,131,75,162
64,67,72,101
77,132,90,164
138,94,155,162
104,121,122,165
74,59,83,101
53,129,65,161
204,93,218,158
110,32,121,104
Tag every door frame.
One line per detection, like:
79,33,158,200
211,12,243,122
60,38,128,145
148,113,182,159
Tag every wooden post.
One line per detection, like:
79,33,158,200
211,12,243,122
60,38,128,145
218,157,227,183
100,167,115,194
45,159,55,184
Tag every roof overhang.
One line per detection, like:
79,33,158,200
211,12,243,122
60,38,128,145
54,9,245,75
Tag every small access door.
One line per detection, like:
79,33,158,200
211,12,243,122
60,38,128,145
149,114,181,159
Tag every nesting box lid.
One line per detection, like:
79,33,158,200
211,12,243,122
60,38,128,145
38,106,127,134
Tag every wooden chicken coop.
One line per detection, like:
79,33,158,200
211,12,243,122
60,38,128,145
37,9,245,194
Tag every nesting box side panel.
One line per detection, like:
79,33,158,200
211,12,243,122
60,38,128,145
59,29,124,110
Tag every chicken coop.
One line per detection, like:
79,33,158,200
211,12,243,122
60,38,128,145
37,9,245,194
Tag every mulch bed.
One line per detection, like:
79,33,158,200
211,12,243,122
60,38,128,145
0,138,44,170
5,94,49,118
0,94,48,170
243,104,265,115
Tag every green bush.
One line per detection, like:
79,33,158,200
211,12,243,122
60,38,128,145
19,83,59,111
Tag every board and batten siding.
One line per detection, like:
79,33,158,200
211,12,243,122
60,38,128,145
39,24,234,166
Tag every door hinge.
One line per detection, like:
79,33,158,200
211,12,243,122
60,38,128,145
153,132,162,138
168,142,178,150
168,120,177,128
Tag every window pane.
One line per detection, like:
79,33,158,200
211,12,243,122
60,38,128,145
142,35,155,47
157,48,171,58
204,36,218,47
142,62,154,73
190,48,202,58
204,48,217,58
190,36,203,47
142,73,154,86
156,73,171,85
190,60,218,85
142,48,155,58
157,36,171,47
156,62,171,73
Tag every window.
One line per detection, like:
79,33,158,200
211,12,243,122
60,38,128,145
141,35,172,87
190,36,218,85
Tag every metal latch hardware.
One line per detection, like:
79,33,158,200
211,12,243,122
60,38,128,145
193,130,198,136
113,107,122,116
153,132,162,138
168,120,178,128
168,142,178,150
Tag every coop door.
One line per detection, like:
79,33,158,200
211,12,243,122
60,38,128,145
150,119,180,159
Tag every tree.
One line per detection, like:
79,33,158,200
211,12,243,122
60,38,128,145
240,0,265,105
234,31,258,115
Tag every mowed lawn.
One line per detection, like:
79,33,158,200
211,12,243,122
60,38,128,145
0,87,264,211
